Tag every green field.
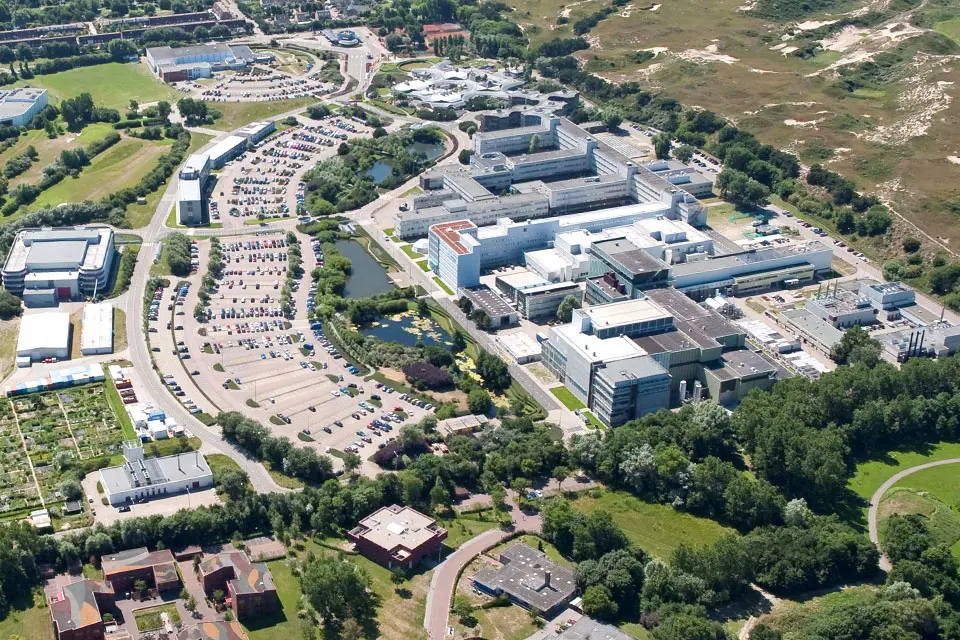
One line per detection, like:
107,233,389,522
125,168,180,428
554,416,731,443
934,18,960,44
242,559,300,640
15,63,179,109
847,442,960,502
549,386,585,411
126,132,213,228
30,137,168,208
134,603,181,631
209,97,315,131
572,490,736,559
878,487,960,558
0,593,54,640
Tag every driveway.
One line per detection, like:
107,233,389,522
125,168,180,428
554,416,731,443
867,457,960,571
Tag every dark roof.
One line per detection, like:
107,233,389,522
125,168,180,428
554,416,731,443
200,551,275,595
50,579,112,632
473,542,576,613
178,622,248,640
102,547,176,577
64,500,82,514
592,238,669,276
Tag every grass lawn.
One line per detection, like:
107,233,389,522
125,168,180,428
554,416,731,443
433,276,454,295
207,453,244,476
489,534,570,567
243,558,301,640
31,137,169,209
549,386,585,411
935,18,960,44
416,259,430,272
0,316,20,381
400,243,419,259
125,132,213,228
891,462,960,508
572,490,736,559
264,462,306,489
436,513,501,548
847,441,960,503
209,97,315,131
0,592,54,640
15,63,179,110
134,603,181,632
105,377,137,441
114,308,128,352
878,487,960,558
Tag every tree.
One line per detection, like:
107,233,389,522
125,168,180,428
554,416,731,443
390,567,406,587
300,556,378,624
653,133,671,160
553,466,570,493
528,134,541,154
467,388,492,414
212,589,225,604
717,169,769,206
452,595,476,626
903,237,922,253
157,101,172,121
185,595,197,612
476,349,512,393
458,149,473,165
108,38,137,62
491,484,507,519
581,584,618,620
604,111,623,131
830,325,882,367
343,452,361,475
60,479,82,501
674,145,695,163
557,294,581,322
134,579,148,600
430,477,450,512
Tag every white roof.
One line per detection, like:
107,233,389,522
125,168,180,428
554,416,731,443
80,303,113,352
16,312,70,355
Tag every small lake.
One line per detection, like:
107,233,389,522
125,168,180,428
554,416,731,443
359,310,452,347
335,239,395,298
365,141,445,185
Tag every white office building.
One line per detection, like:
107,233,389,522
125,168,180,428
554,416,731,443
99,444,214,506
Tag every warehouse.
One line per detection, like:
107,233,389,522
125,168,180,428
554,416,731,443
16,311,70,363
2,226,115,304
0,88,48,127
99,443,214,506
79,302,114,355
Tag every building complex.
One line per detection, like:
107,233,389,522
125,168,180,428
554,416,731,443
146,43,257,82
2,226,115,305
178,121,275,225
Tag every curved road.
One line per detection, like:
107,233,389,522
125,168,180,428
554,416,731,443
867,457,960,571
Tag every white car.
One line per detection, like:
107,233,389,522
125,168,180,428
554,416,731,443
331,391,340,397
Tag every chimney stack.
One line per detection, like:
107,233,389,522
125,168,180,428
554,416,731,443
544,570,551,588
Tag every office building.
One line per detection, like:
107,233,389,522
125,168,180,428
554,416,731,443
16,311,70,362
79,302,113,355
98,444,214,506
495,272,580,321
0,88,47,126
146,43,256,82
199,551,279,620
2,226,115,304
472,543,577,618
348,505,447,569
584,237,672,304
50,579,115,640
542,293,776,425
101,547,179,594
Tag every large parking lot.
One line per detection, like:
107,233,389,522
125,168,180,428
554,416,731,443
175,65,333,102
208,113,374,228
156,231,435,463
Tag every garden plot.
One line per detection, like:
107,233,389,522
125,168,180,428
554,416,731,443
58,386,125,460
0,400,42,515
13,394,78,502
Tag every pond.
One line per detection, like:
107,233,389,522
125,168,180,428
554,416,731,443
365,141,445,185
336,239,395,298
359,310,453,347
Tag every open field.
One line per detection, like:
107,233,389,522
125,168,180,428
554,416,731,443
878,486,960,558
572,490,736,558
14,63,180,109
125,132,212,228
847,442,960,502
208,97,315,131
0,592,54,640
0,123,117,191
0,316,19,381
505,0,960,259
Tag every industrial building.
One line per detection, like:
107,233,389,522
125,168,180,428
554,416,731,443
541,292,777,426
98,443,214,506
178,121,275,226
472,542,577,618
397,111,705,241
875,323,960,362
458,285,520,328
49,579,115,640
495,271,581,321
16,311,70,363
348,504,447,569
101,547,179,594
2,226,115,304
0,87,48,127
780,308,845,355
199,551,279,620
146,43,256,82
645,158,714,198
79,302,113,355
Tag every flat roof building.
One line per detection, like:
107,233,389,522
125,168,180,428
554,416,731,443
17,311,70,362
780,308,844,355
496,272,581,321
558,618,637,640
458,285,520,328
199,551,279,620
348,504,447,569
472,542,577,618
80,303,113,355
101,547,179,594
2,226,115,304
146,43,255,82
0,87,48,127
99,443,213,506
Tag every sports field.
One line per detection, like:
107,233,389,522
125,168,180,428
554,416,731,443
14,62,179,110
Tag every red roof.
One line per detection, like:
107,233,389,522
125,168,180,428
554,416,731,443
431,220,476,256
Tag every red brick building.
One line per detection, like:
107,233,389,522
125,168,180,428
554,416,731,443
198,551,279,621
50,579,115,640
101,548,179,595
348,505,447,570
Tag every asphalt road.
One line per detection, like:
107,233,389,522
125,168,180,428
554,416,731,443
867,457,960,571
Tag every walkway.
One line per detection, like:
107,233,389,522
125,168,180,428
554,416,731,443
423,493,541,640
867,458,960,571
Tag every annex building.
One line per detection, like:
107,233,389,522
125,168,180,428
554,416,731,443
98,443,214,506
348,504,447,569
199,551,279,620
2,226,115,305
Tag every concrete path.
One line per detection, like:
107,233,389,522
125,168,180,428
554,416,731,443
867,457,960,571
